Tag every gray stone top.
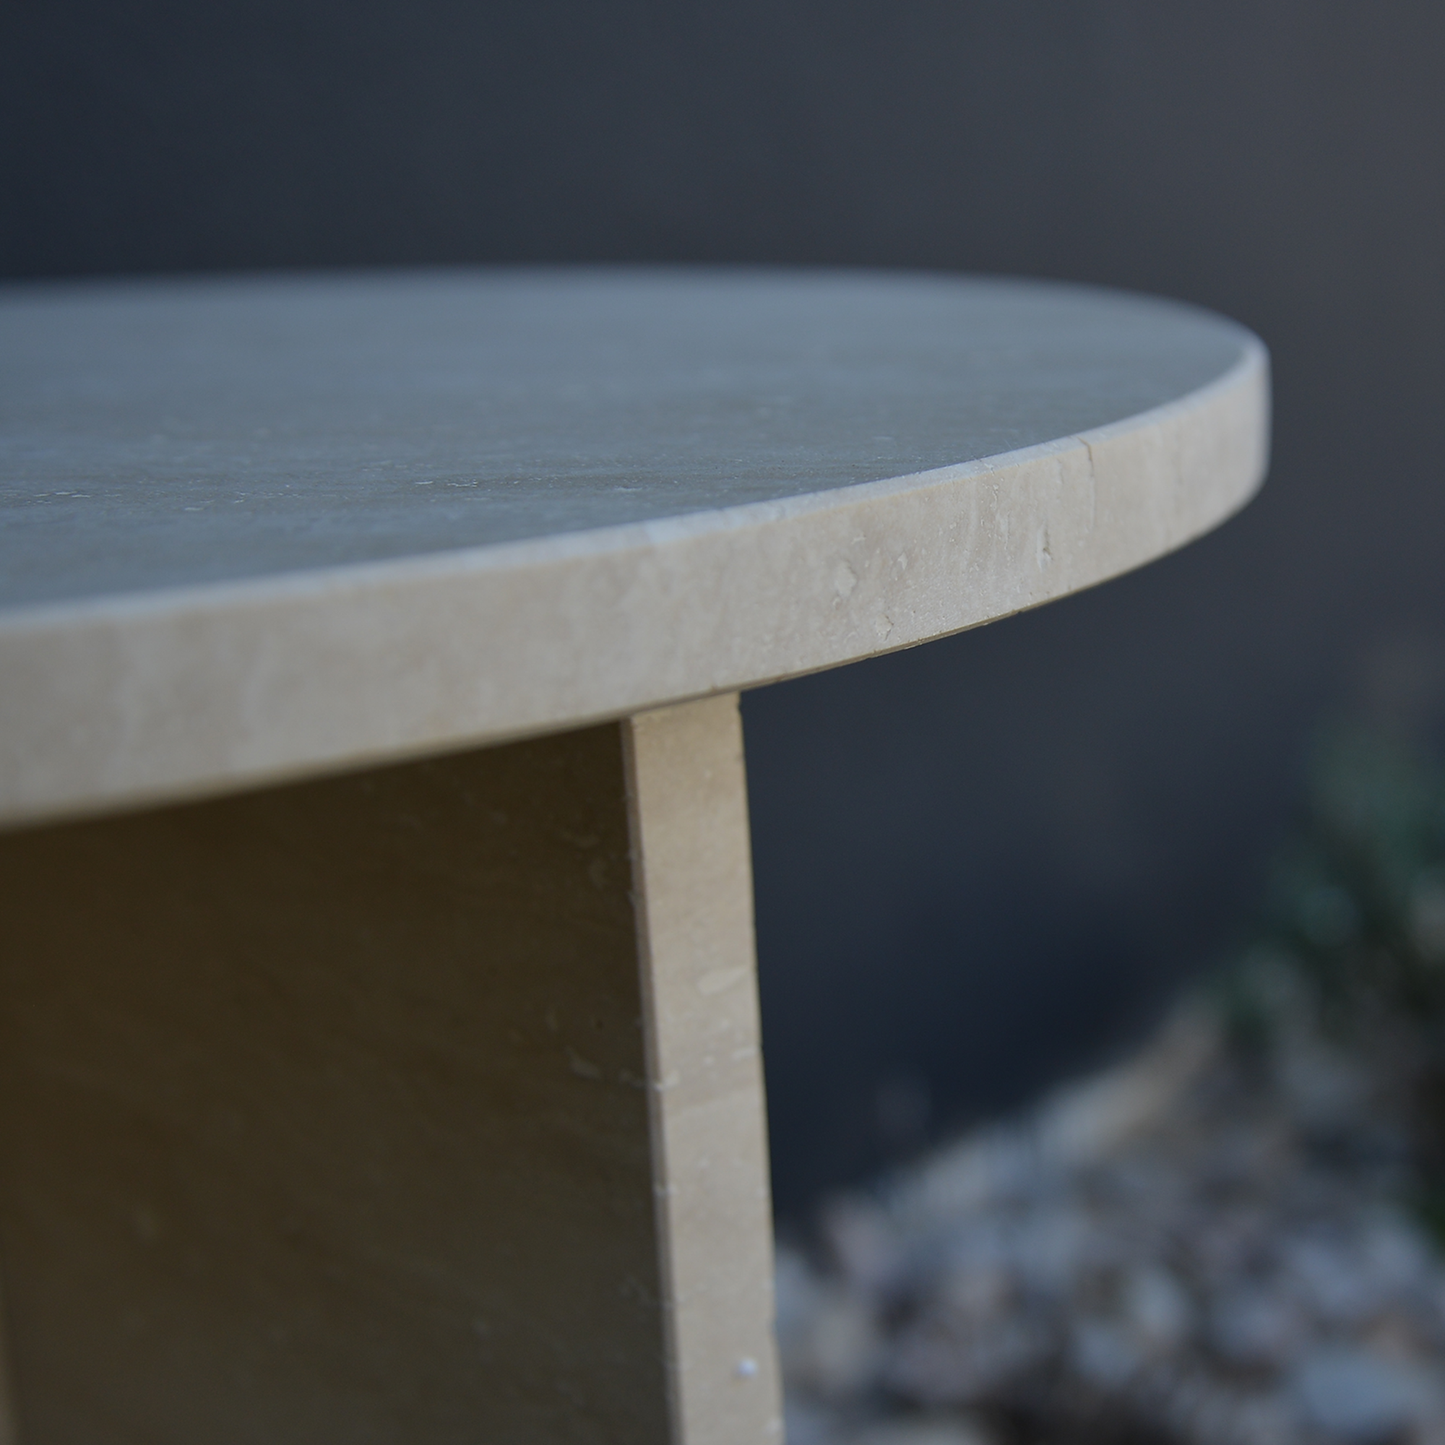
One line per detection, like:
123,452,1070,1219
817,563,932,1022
0,268,1268,825
0,268,1247,612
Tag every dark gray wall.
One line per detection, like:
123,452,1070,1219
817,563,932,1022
6,1,1445,1213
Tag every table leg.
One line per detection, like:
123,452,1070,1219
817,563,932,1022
0,694,780,1444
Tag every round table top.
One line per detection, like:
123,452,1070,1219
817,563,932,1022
0,268,1268,826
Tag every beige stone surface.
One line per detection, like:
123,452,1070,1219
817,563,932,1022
626,696,781,1444
0,727,667,1443
0,271,1268,828
0,696,777,1445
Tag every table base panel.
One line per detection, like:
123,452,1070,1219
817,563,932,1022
0,698,778,1444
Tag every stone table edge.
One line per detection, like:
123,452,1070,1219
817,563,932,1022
0,339,1268,829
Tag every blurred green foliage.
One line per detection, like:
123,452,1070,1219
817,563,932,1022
1221,723,1445,1222
1270,726,1445,1025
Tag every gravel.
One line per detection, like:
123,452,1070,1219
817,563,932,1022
776,1000,1445,1444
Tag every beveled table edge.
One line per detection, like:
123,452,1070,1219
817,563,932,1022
0,337,1268,829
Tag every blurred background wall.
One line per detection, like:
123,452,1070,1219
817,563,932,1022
5,1,1444,1216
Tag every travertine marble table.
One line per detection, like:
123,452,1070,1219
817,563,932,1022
0,269,1268,1445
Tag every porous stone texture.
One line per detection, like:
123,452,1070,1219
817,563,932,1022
0,271,1266,827
777,1006,1445,1445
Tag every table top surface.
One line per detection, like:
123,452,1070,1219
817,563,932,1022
0,268,1269,825
4,268,1246,612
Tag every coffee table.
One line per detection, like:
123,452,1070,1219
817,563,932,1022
0,269,1268,1445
